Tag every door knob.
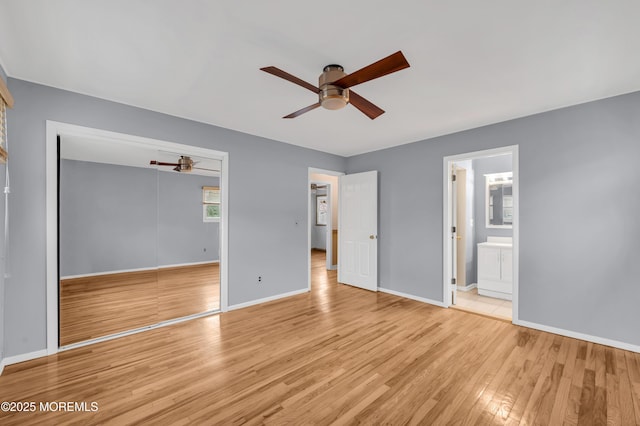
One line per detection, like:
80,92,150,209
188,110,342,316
369,235,376,239
456,236,462,240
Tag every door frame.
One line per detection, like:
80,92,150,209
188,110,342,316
308,167,344,291
442,145,519,322
46,121,230,354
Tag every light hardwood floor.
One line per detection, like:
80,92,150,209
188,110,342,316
60,263,220,346
1,251,638,424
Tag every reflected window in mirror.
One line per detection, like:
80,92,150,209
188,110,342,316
485,172,513,229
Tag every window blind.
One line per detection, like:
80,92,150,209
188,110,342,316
0,76,12,163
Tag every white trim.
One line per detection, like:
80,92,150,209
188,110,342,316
512,146,520,324
60,260,220,280
378,287,447,308
442,145,519,324
46,123,58,354
0,359,4,376
2,349,48,367
46,121,230,355
456,283,477,292
220,153,229,313
227,288,309,311
160,260,219,269
59,310,220,352
515,319,640,354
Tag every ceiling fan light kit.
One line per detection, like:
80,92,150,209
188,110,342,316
176,156,192,172
319,65,349,110
261,50,410,120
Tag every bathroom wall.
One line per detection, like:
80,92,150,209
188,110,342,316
470,154,513,283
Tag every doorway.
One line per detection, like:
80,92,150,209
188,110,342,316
308,168,342,291
443,146,519,321
46,122,229,353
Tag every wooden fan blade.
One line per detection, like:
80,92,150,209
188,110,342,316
283,102,322,119
260,66,319,94
332,51,410,89
349,91,385,120
150,160,179,166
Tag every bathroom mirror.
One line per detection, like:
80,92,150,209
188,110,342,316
485,172,513,228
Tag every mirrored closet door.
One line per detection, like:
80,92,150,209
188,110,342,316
58,137,221,347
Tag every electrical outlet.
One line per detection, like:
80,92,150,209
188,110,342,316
258,276,262,283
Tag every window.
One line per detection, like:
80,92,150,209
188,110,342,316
203,186,220,222
316,195,328,225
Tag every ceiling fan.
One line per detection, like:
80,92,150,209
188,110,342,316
260,50,410,120
149,156,219,173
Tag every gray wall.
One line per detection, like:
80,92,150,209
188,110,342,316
60,160,158,276
5,71,640,357
59,159,220,276
347,90,640,347
469,154,513,283
0,63,7,362
4,78,345,357
158,171,220,266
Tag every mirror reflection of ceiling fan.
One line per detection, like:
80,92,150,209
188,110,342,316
149,156,219,173
260,51,410,119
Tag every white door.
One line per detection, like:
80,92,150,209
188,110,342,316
338,171,378,291
450,166,458,305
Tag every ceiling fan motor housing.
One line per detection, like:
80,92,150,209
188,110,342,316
319,65,349,110
178,156,193,172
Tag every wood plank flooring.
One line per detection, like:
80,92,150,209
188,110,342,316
1,251,638,424
60,263,220,346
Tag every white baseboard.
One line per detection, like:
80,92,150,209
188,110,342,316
0,358,4,376
2,349,49,368
228,288,309,311
61,260,219,280
457,283,477,292
378,287,447,308
514,319,640,354
160,260,219,269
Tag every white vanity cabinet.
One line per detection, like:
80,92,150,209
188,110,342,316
477,237,512,300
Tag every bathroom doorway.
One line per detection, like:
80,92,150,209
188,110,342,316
443,146,519,321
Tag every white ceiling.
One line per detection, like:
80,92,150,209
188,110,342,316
1,1,639,156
